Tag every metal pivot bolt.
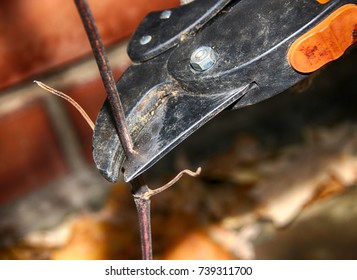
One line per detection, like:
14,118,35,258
140,35,152,45
190,46,216,71
160,10,172,19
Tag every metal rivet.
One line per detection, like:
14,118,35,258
140,35,152,45
160,10,172,19
190,46,217,71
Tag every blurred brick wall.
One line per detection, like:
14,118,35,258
0,0,179,206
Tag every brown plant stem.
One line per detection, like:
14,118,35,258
73,0,153,260
73,0,202,261
131,176,152,260
73,0,134,157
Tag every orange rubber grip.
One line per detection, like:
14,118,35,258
288,4,357,73
316,0,331,4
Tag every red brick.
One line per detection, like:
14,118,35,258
62,79,106,164
0,99,68,204
61,67,127,163
0,0,180,90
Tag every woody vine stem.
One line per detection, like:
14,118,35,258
73,0,200,260
73,0,153,260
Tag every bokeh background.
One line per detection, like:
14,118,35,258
0,0,356,259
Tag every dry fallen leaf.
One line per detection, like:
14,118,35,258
51,214,140,260
51,182,141,260
202,134,267,185
2,123,356,260
252,124,357,227
210,224,260,260
22,217,75,249
163,229,235,260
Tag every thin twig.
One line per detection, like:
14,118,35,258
34,81,95,130
144,167,202,199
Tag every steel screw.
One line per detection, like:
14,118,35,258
160,10,172,19
140,35,152,45
190,46,216,71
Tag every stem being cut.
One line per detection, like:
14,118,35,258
71,0,202,260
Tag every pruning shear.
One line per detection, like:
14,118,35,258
92,0,357,183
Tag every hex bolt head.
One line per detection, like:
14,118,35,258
190,46,217,71
140,35,152,45
160,10,172,19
